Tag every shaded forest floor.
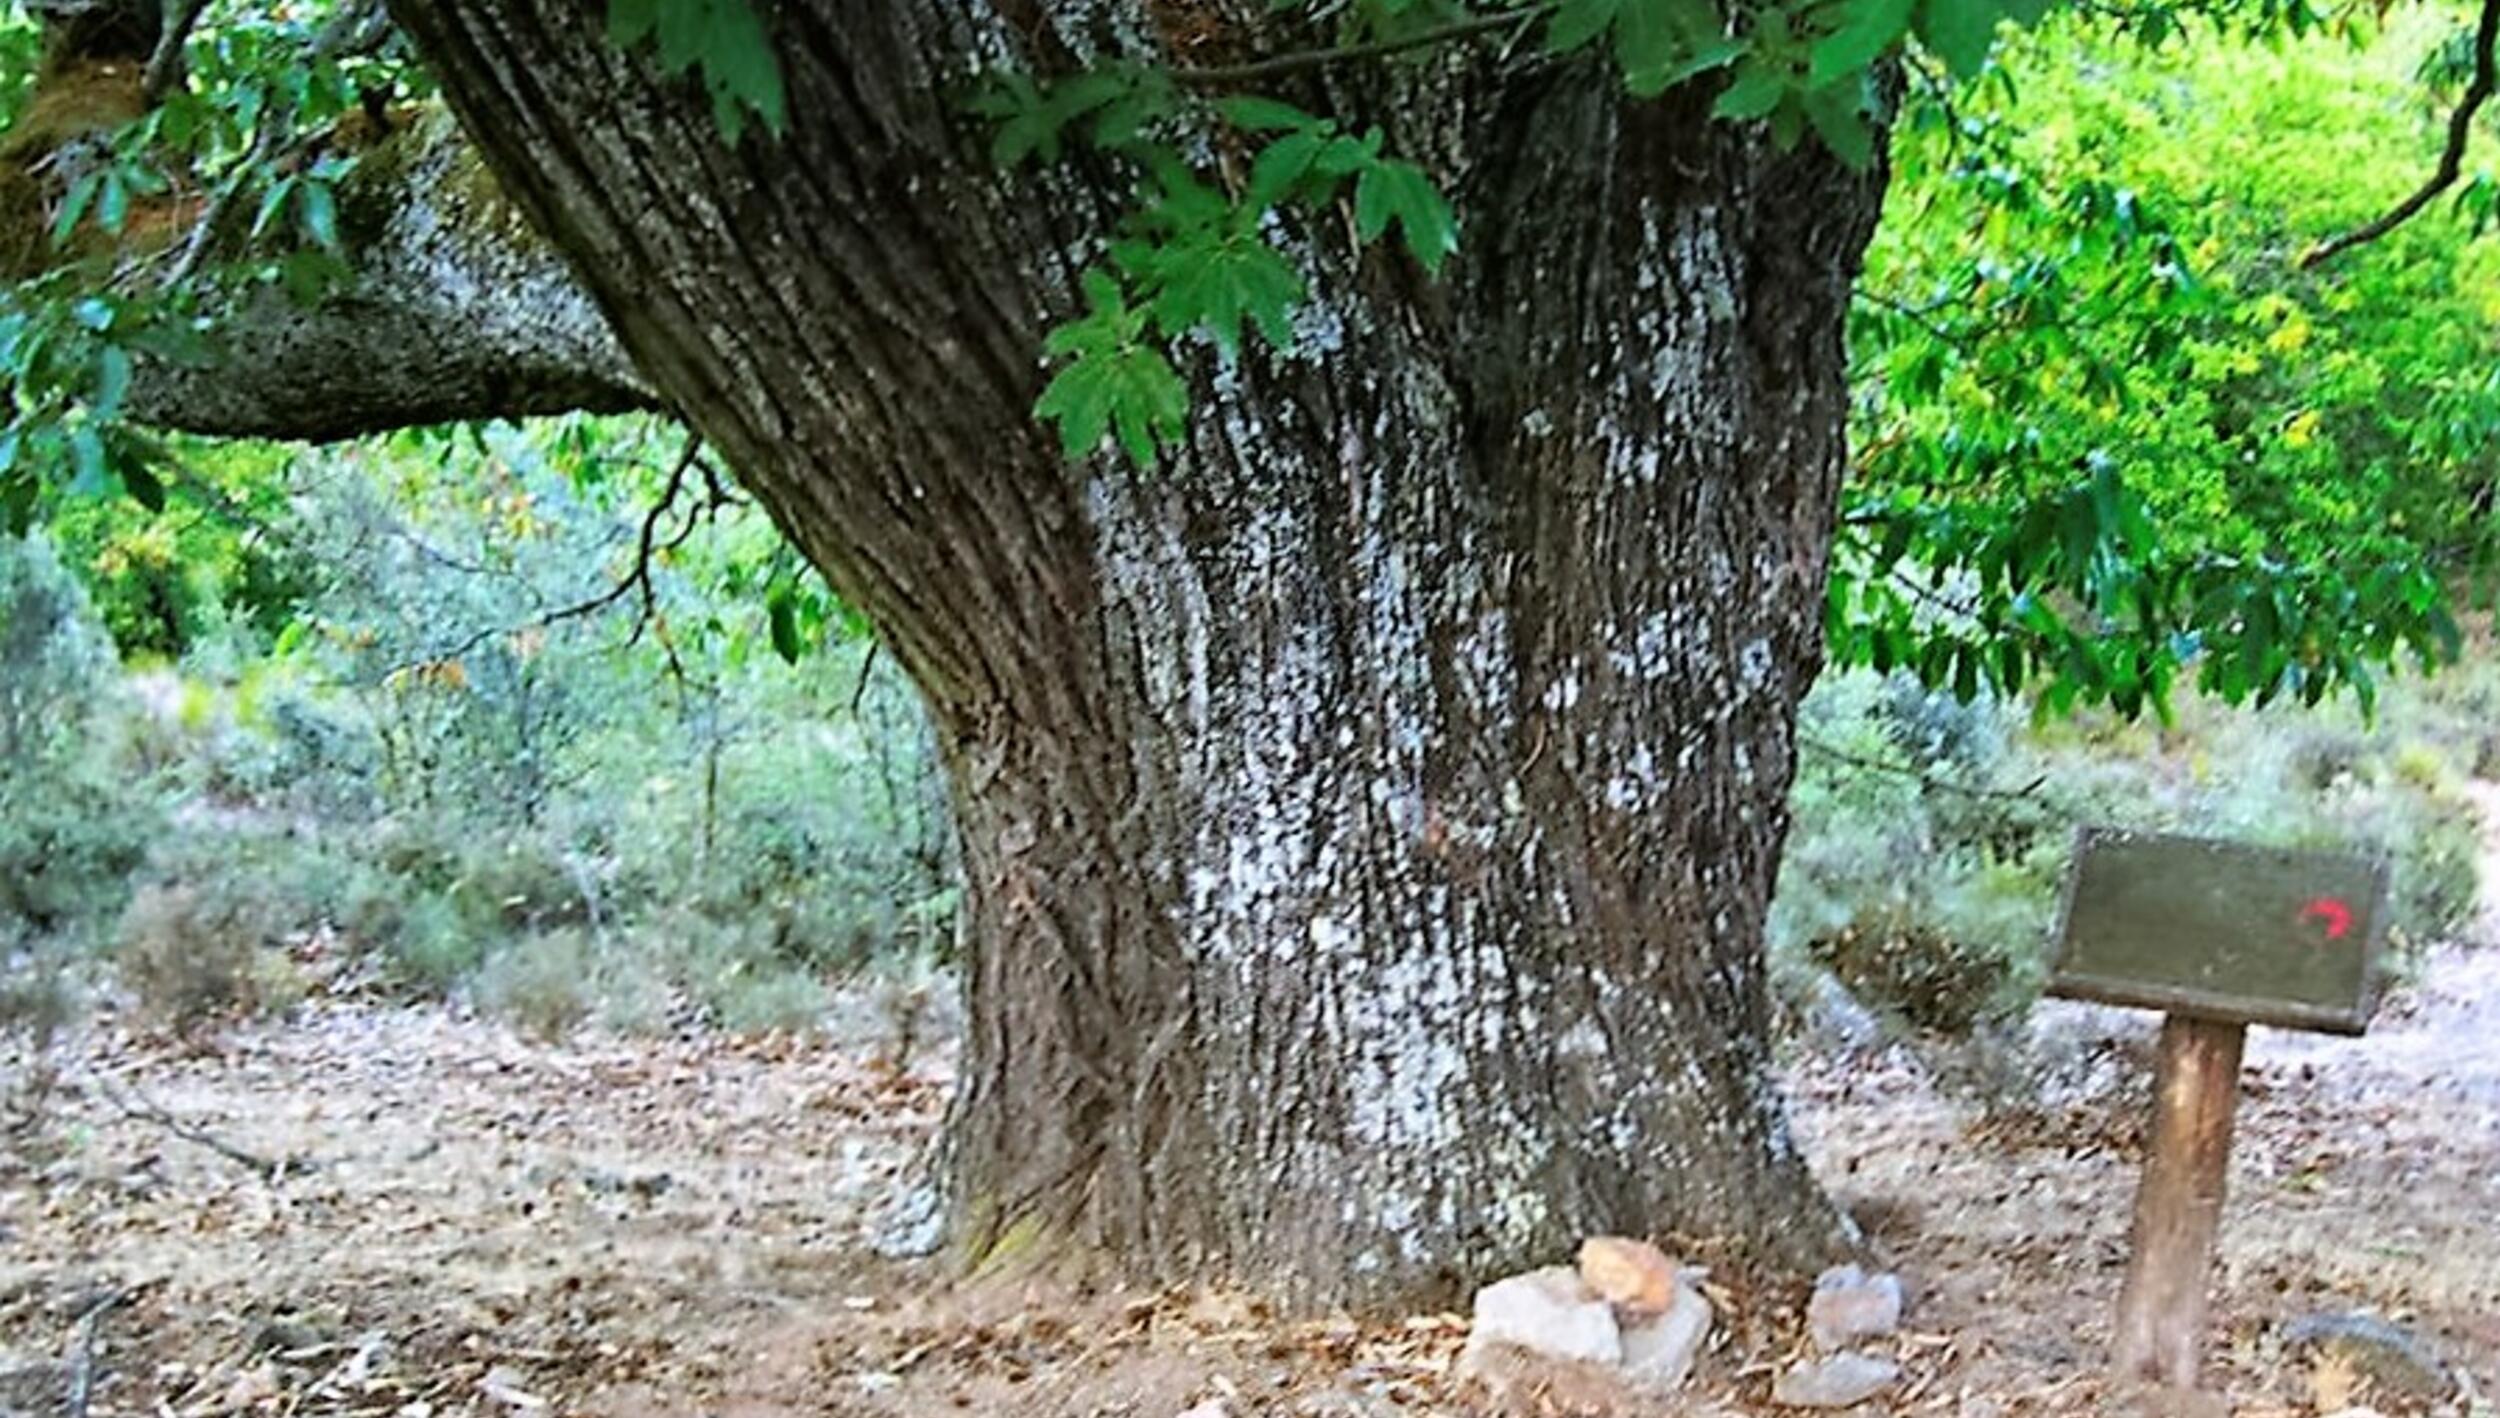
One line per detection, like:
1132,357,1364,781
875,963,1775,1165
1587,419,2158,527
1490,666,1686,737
6,832,2498,1417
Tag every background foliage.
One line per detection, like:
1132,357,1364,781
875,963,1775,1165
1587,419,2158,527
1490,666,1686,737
4,2,2500,1056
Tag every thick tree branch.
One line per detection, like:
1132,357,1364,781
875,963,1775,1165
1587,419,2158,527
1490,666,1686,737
10,0,654,441
120,110,656,439
2301,0,2500,269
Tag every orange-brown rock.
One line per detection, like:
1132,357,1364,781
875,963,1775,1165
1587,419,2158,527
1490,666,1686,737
1575,1236,1676,1314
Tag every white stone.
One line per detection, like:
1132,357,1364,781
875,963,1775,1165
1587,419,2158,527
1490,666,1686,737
1460,1266,1622,1370
1807,1264,1904,1352
1617,1279,1712,1391
1772,1351,1901,1408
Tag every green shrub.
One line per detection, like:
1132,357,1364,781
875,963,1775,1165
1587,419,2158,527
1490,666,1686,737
387,891,492,992
0,940,80,1052
475,928,595,1040
0,533,157,956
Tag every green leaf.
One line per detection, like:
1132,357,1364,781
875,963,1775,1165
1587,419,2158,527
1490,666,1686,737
609,0,784,142
92,345,131,419
251,175,298,240
1352,159,1459,273
1803,83,1874,165
1713,63,1789,120
1035,344,1188,465
298,180,341,252
606,0,661,46
1150,234,1306,357
767,588,804,663
1216,96,1320,132
50,172,100,247
1546,0,1623,53
67,425,107,497
1247,129,1327,211
1912,0,2001,76
702,0,787,138
1809,0,1917,88
1615,0,1681,94
656,0,708,72
98,172,130,235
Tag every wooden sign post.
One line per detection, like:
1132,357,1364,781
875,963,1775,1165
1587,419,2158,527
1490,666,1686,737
2047,828,2389,1390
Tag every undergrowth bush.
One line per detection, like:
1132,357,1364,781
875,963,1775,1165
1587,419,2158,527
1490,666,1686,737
61,424,961,1042
114,882,305,1035
0,534,160,1050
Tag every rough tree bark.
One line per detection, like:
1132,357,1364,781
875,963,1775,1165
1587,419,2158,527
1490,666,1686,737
22,0,1890,1307
371,3,1891,1308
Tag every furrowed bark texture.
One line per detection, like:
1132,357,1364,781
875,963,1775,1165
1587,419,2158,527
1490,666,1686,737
386,3,1890,1307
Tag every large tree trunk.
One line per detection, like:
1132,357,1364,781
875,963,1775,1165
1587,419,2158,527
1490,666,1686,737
386,3,1888,1309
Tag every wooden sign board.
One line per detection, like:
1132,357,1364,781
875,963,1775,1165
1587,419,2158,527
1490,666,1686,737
2048,827,2389,1036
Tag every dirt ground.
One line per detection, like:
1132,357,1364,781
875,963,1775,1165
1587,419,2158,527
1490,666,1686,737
5,861,2497,1417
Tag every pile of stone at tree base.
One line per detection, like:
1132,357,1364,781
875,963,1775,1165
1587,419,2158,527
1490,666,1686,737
1457,1237,1908,1410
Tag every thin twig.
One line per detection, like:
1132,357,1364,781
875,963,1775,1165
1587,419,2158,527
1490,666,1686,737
94,1077,307,1180
141,0,212,103
64,1285,133,1418
387,435,706,679
156,117,286,294
306,0,394,62
2302,0,2500,268
1169,5,1546,86
849,638,882,716
1798,731,2050,804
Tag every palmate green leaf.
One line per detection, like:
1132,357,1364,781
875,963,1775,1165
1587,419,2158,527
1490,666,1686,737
701,0,788,140
606,0,661,46
1912,0,2002,76
1247,129,1329,211
1713,63,1789,120
1545,0,1624,54
1149,234,1304,358
1035,343,1188,464
1042,270,1143,360
1809,0,1917,89
1615,0,1732,97
1353,160,1459,273
1216,96,1321,132
1803,82,1875,165
605,0,786,142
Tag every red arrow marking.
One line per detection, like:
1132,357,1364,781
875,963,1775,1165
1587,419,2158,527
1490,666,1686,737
2300,896,2354,941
